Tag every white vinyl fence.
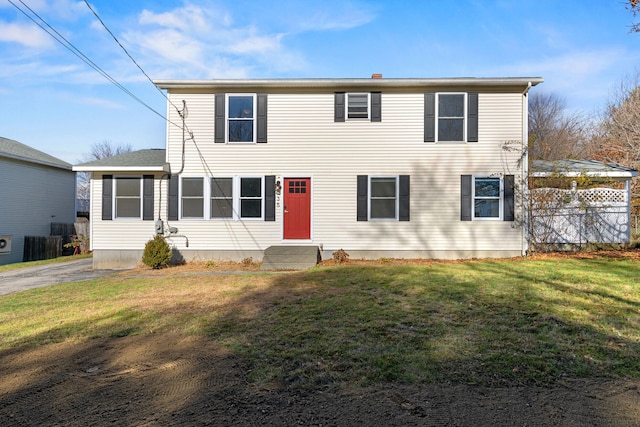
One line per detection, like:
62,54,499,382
531,187,632,245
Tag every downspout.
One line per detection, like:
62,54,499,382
522,82,532,256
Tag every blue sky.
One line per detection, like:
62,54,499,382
1,0,639,164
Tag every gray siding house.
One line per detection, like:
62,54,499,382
0,137,76,265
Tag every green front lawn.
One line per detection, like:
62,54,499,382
0,253,638,387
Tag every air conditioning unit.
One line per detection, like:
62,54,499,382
0,236,12,254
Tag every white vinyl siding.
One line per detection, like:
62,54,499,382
94,89,526,260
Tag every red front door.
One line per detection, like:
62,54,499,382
283,178,311,239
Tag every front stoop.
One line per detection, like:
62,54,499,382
261,245,321,271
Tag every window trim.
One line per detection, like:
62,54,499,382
347,92,370,120
180,176,205,219
368,175,399,221
113,175,143,219
179,175,265,221
472,175,503,221
210,176,234,219
238,176,264,220
436,92,467,142
226,93,257,144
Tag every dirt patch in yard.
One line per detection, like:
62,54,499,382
1,334,639,426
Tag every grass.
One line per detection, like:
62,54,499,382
0,253,638,388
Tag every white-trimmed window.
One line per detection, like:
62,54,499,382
210,177,233,219
347,93,369,119
369,176,398,220
181,176,263,220
437,93,466,142
181,177,204,218
227,94,256,143
347,92,369,120
114,176,142,218
239,177,263,218
473,176,502,219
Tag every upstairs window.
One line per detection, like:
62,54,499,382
347,93,369,119
227,94,255,143
424,92,478,143
335,92,381,122
437,93,465,141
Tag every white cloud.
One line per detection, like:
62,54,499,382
292,3,376,32
78,96,126,109
0,60,79,80
0,21,54,48
227,32,284,55
122,3,308,78
138,4,213,32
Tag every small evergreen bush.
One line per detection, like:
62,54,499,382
142,235,172,269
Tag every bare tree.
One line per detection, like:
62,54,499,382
589,72,640,214
76,141,133,212
82,140,133,162
627,0,640,32
528,92,589,161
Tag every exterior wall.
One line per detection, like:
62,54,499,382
89,172,164,268
0,157,76,265
91,87,528,266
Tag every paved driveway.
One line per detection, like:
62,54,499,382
0,258,126,296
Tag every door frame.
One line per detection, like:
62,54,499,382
281,175,313,241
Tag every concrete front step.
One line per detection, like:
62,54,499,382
261,245,321,271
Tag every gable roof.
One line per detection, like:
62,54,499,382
0,136,72,170
531,159,638,178
73,148,169,173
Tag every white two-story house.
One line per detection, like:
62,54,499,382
74,76,543,268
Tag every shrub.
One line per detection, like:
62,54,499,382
142,235,172,269
332,249,349,264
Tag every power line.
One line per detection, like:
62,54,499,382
7,0,177,128
83,0,190,126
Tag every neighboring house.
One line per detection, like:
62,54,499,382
529,159,638,246
0,137,76,265
74,76,544,268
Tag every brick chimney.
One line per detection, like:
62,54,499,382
371,73,382,79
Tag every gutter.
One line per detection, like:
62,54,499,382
154,77,545,91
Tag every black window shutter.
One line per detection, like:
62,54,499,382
257,93,268,143
357,175,368,221
467,92,478,142
265,175,275,221
399,175,410,221
214,93,226,143
143,175,154,221
335,92,345,122
424,92,436,142
461,175,472,221
371,91,381,122
102,175,113,221
168,175,179,221
503,175,515,221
